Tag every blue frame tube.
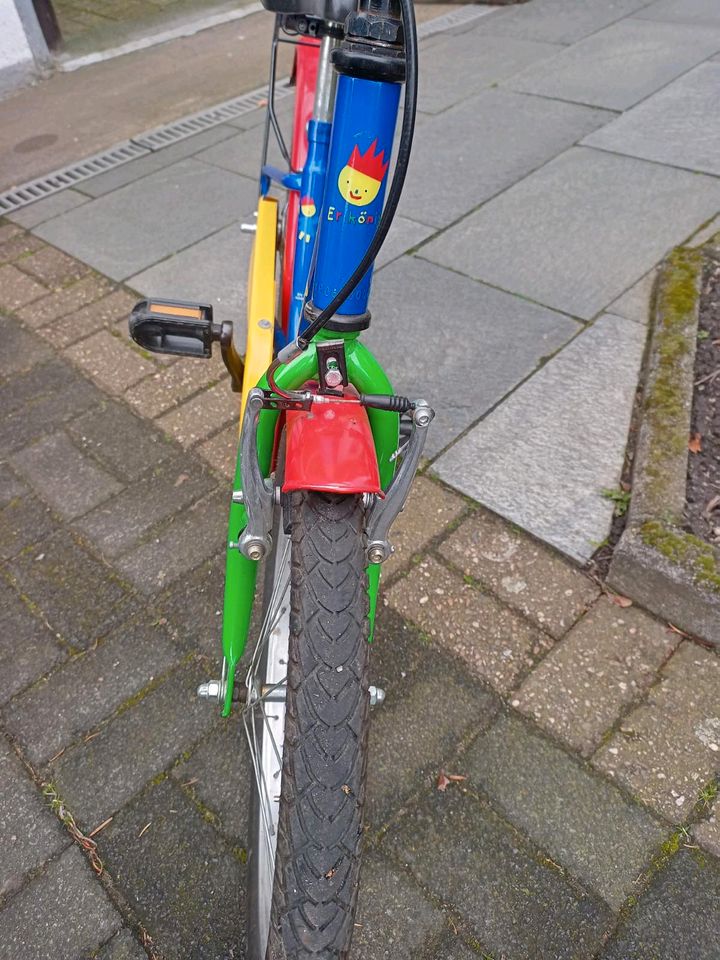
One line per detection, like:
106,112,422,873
287,118,332,341
310,74,401,317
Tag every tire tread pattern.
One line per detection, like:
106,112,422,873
267,491,369,960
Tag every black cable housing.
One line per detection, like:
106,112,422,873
299,0,417,346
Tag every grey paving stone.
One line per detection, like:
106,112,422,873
365,610,499,826
0,580,64,706
382,474,467,579
608,268,658,325
194,117,289,181
367,257,579,456
0,494,55,560
129,219,254,328
582,62,720,177
3,613,181,767
74,457,215,558
0,313,52,378
440,509,599,639
423,147,720,320
434,314,646,561
373,215,434,272
96,928,147,960
0,360,102,455
466,714,665,908
601,848,720,960
7,189,89,228
636,0,720,28
481,0,652,44
384,788,612,959
34,159,258,281
114,489,228,595
0,462,26,508
158,551,226,657
98,778,243,960
593,643,720,823
0,736,68,901
505,18,720,111
399,89,612,229
0,357,82,417
387,556,550,694
66,399,175,483
0,845,121,960
515,596,680,757
417,32,562,114
694,809,720,858
9,530,133,650
78,125,239,198
53,661,217,828
11,433,122,520
171,714,250,841
350,852,444,960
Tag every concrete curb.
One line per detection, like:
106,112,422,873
609,245,720,644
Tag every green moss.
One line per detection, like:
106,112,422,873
642,247,702,515
660,831,682,857
640,520,720,594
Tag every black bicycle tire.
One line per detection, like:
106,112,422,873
247,440,289,960
266,489,370,960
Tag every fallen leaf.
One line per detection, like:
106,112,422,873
341,784,351,795
437,771,466,791
703,495,720,518
174,474,189,487
608,592,633,608
689,433,703,453
325,868,336,879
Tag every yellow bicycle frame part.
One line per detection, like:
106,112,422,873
240,196,278,422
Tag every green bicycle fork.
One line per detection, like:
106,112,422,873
220,330,398,716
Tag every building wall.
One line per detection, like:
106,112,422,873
0,0,49,96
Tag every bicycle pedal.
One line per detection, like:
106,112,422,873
129,298,224,359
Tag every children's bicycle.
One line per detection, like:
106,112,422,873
130,0,430,954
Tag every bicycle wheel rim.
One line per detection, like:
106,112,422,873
245,519,290,960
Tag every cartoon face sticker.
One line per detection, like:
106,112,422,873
300,195,316,217
338,139,389,207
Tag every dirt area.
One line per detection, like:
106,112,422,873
686,253,720,545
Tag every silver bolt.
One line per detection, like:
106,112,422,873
368,545,385,564
232,490,244,503
369,685,385,707
197,680,223,702
325,369,343,388
247,542,265,561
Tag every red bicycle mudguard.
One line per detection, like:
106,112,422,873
282,388,382,495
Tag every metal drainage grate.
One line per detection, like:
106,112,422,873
0,141,150,215
417,4,493,39
0,81,291,215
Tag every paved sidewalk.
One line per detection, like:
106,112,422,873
1,1,720,958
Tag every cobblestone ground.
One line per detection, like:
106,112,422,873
1,227,719,958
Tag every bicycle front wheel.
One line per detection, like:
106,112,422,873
246,488,370,960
